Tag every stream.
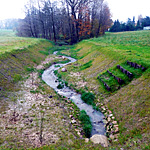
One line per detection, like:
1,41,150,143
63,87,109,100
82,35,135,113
42,51,105,136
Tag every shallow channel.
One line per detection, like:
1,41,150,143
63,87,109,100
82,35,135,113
42,51,105,136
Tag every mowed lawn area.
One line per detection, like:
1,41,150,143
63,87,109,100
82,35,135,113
0,30,42,54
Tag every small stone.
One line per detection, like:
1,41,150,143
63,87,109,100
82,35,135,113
70,107,73,110
85,138,89,143
49,95,53,98
103,120,107,124
112,116,115,120
109,134,115,140
61,68,67,72
108,110,112,114
114,126,119,133
77,131,81,136
71,120,76,124
109,114,113,117
138,119,142,122
112,121,117,124
98,120,103,124
69,115,73,118
114,125,119,128
108,117,111,122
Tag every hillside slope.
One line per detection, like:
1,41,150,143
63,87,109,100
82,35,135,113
0,31,105,149
59,31,150,149
0,30,53,96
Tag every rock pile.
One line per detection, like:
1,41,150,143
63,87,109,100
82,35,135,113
100,103,119,141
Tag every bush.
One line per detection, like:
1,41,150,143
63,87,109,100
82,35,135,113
79,110,92,138
83,124,92,138
81,92,95,105
57,83,64,89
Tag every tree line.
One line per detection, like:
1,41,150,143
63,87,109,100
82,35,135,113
0,19,19,30
110,16,150,32
16,0,112,44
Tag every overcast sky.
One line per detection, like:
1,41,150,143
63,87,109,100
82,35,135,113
0,0,150,22
106,0,150,22
0,0,26,20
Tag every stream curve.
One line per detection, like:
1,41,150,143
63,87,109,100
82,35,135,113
42,51,105,136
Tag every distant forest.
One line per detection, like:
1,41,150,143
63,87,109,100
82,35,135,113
0,19,19,31
1,0,150,44
15,0,112,44
110,16,150,32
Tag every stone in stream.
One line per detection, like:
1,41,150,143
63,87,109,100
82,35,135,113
61,68,67,72
98,120,103,124
90,134,108,147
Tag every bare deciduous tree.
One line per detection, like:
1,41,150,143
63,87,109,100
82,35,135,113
17,0,112,43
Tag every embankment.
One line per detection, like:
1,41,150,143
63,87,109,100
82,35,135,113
59,31,150,149
0,39,53,95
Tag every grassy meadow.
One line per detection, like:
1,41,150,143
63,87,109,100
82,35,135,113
0,29,53,91
0,29,45,54
58,30,150,149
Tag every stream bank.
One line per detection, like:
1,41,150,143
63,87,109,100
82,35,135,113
42,52,106,136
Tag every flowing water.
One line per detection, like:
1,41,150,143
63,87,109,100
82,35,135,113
42,51,105,136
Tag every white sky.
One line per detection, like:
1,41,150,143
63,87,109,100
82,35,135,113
106,0,150,22
0,0,26,20
0,0,150,22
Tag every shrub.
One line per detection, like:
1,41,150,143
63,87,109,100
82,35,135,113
79,110,92,138
57,83,64,89
65,81,68,86
81,92,95,105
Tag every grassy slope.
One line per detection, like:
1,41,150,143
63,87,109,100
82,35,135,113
0,29,43,54
0,30,53,93
0,30,105,150
0,30,149,149
59,30,150,149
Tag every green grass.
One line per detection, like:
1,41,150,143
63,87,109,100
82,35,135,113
59,30,150,149
88,31,150,67
0,29,150,149
79,60,93,71
0,29,53,92
0,29,49,54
